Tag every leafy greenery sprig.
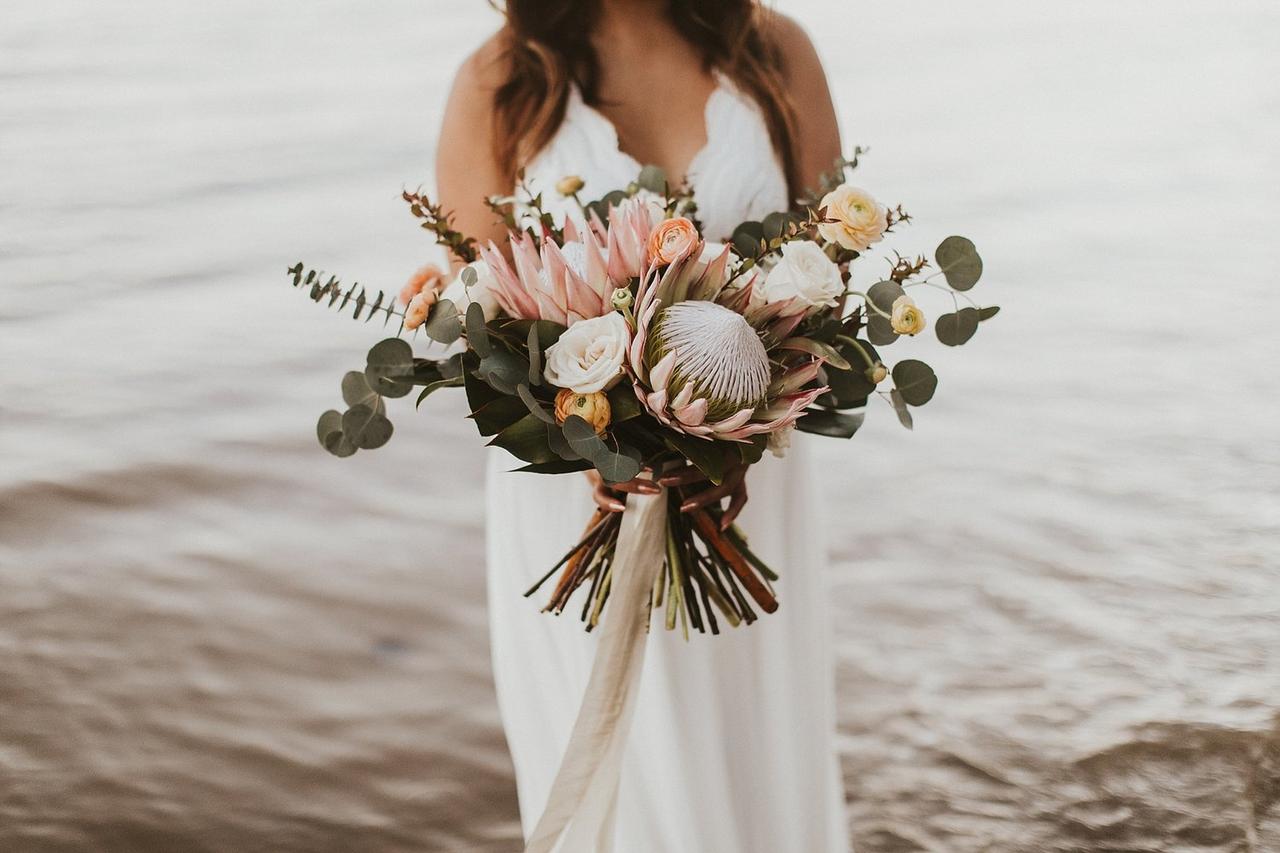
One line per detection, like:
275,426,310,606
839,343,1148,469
402,189,478,263
287,263,405,328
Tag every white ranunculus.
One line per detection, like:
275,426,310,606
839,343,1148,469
759,240,845,315
441,260,501,322
543,311,631,394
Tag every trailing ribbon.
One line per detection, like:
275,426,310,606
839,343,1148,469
523,489,669,853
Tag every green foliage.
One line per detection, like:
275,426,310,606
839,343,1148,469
562,416,643,483
489,414,559,465
778,337,852,371
342,404,394,449
866,280,905,345
892,360,938,406
796,408,865,439
287,263,402,327
606,383,643,423
935,308,980,346
934,236,983,291
402,189,478,263
664,431,729,485
423,299,463,344
637,165,668,194
889,389,914,430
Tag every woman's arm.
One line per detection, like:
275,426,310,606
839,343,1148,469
435,34,513,265
768,14,844,195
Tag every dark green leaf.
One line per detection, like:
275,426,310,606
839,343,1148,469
663,431,728,485
489,414,558,464
606,383,643,423
317,409,343,446
527,324,543,386
779,337,852,370
935,236,983,291
731,221,765,258
415,378,460,409
892,360,938,406
322,431,357,458
367,337,413,369
364,364,412,399
342,404,394,450
423,299,463,344
935,308,980,346
762,210,792,242
866,281,905,346
465,302,491,357
795,408,865,438
477,349,530,395
637,165,667,194
513,459,594,475
889,389,914,430
979,305,1001,321
516,383,557,424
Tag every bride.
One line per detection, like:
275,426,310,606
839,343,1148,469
436,1,848,850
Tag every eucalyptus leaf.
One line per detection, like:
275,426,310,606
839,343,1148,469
867,314,899,346
889,390,914,430
637,165,667,194
561,415,609,459
892,360,938,406
364,364,412,399
322,431,358,458
465,302,491,358
547,422,584,461
342,404,394,450
460,266,478,287
935,308,980,346
516,383,557,424
477,349,530,395
593,446,642,484
935,236,983,291
762,210,792,241
316,409,343,446
865,280,905,346
731,221,764,258
527,324,543,386
423,299,463,344
366,337,413,369
415,378,459,409
979,305,1001,321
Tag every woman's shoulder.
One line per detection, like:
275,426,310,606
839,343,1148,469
759,11,827,87
449,28,510,106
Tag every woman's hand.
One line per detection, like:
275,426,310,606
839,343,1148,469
586,469,662,513
660,462,749,531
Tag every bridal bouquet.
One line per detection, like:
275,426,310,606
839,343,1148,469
288,155,995,635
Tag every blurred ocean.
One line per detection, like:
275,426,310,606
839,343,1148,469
2,1,1278,850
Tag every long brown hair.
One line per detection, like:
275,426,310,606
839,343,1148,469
490,0,800,198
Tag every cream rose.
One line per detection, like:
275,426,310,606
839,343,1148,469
817,184,888,252
759,240,845,315
768,425,793,458
890,295,927,336
440,260,501,322
543,311,631,393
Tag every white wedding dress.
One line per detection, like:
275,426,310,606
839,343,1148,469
486,76,850,853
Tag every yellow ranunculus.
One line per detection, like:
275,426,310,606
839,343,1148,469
554,388,612,435
890,295,927,336
555,175,585,196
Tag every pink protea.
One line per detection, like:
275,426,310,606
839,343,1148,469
627,250,827,442
476,197,658,325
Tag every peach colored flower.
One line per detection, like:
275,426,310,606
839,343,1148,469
647,217,699,266
554,388,611,435
817,185,888,252
399,263,447,306
402,290,438,331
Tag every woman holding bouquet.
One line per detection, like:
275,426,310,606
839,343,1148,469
436,1,849,849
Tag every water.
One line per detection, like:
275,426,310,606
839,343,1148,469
2,1,1278,850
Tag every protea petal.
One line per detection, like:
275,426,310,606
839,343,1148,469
649,349,677,390
674,397,709,427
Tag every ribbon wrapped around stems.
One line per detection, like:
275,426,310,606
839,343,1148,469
523,488,670,853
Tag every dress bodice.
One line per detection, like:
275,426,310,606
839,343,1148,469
521,75,789,241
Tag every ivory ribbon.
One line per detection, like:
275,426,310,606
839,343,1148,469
523,488,669,853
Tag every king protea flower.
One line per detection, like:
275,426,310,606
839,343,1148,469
628,242,828,441
476,197,656,326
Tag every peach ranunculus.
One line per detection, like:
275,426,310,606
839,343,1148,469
402,289,438,331
647,217,700,266
817,185,888,252
554,388,612,435
399,263,447,306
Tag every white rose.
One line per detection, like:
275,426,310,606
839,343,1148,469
441,260,501,322
543,311,631,394
817,184,888,252
759,240,845,315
